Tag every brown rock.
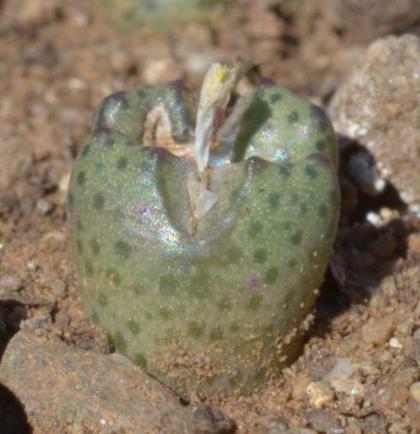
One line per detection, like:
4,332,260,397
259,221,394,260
0,330,235,434
409,382,420,404
306,382,335,409
306,409,341,432
361,314,395,345
0,0,60,29
407,396,420,429
320,0,420,44
329,35,420,212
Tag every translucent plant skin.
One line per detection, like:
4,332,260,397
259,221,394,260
67,68,340,398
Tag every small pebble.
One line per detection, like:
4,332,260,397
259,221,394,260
59,173,71,194
323,358,353,383
408,233,420,255
0,275,23,294
306,409,340,432
409,382,420,404
36,198,54,215
396,317,414,336
366,212,381,226
388,337,403,349
20,196,34,215
306,382,334,409
330,378,365,399
348,151,385,196
26,260,39,272
288,429,316,434
361,314,395,345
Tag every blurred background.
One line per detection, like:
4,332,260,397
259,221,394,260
1,0,419,216
0,0,419,171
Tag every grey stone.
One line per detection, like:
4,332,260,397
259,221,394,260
0,276,23,295
0,330,235,434
329,34,420,212
306,409,341,432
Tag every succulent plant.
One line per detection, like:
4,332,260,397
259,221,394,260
67,62,340,398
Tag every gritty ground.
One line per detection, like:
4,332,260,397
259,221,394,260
0,1,419,433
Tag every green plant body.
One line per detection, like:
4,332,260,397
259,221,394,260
67,62,340,398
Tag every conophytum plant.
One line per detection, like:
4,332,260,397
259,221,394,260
67,61,340,397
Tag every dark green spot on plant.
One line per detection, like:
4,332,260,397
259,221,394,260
288,111,299,124
283,221,292,231
230,323,240,333
159,275,179,295
267,192,280,208
305,164,318,179
254,248,268,264
114,240,131,259
249,220,263,237
81,144,91,157
85,260,93,276
278,164,291,177
95,162,104,172
90,239,100,255
116,156,128,170
159,307,170,319
315,139,326,151
227,246,243,263
318,204,328,218
299,203,308,215
265,267,279,284
290,192,299,203
217,297,233,312
209,328,224,342
135,353,148,370
189,271,210,298
318,120,328,133
77,171,86,186
132,282,145,296
290,230,303,245
127,319,141,335
104,138,114,148
189,322,204,338
93,192,105,210
113,332,127,353
270,93,282,103
98,293,108,307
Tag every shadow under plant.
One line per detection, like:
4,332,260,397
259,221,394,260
312,135,416,338
0,300,32,434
